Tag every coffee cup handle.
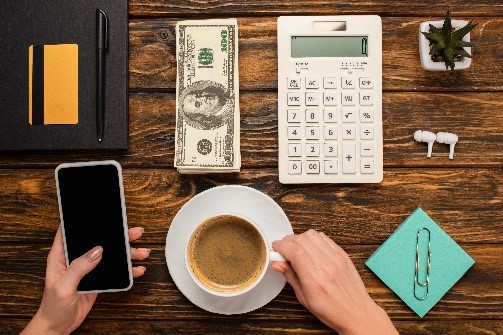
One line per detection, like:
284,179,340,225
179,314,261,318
269,250,286,263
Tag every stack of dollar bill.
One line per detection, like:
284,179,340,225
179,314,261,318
174,19,241,173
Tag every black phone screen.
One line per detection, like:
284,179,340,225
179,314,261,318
56,162,131,292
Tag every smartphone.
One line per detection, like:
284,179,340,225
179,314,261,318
55,160,133,293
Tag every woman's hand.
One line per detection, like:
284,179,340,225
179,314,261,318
22,226,150,335
272,229,398,335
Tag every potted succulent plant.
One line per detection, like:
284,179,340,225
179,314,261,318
419,11,476,71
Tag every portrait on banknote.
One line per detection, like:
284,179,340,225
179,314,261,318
179,80,233,130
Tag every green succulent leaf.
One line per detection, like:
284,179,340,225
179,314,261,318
454,47,472,58
453,20,476,40
455,40,474,48
430,43,443,56
443,51,456,70
428,24,442,34
442,11,453,38
422,31,443,43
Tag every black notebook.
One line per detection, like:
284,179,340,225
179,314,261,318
0,0,128,151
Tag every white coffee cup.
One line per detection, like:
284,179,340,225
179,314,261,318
185,212,285,297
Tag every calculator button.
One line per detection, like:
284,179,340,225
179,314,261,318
359,92,374,106
323,77,338,89
324,126,338,140
342,126,356,140
361,160,374,174
341,108,356,123
305,77,320,89
359,108,374,123
306,160,320,174
359,77,374,89
305,143,320,157
287,77,302,89
305,109,321,123
324,109,338,123
361,126,374,140
342,143,356,174
288,143,302,157
305,92,320,106
341,92,356,106
324,160,338,174
287,92,302,106
288,161,302,174
341,77,356,89
360,142,374,157
305,126,320,140
324,143,338,157
288,126,302,140
287,109,301,123
323,92,338,106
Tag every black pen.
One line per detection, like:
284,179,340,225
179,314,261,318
96,9,109,142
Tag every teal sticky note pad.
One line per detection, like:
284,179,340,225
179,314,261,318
365,208,475,317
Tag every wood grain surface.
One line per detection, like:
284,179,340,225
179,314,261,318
128,1,503,17
1,1,502,334
129,17,503,91
0,168,502,244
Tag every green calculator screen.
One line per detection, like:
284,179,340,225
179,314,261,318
291,36,368,57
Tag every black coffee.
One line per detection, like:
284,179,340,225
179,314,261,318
188,215,266,292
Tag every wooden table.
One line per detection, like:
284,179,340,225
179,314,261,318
2,1,503,334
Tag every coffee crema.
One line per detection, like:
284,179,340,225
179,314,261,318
187,215,267,293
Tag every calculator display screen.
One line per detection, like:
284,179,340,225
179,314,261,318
291,36,368,57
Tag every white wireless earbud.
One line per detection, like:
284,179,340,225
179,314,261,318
436,132,458,159
414,130,437,158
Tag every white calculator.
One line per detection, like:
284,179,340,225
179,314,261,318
277,16,383,184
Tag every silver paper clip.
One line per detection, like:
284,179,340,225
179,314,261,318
414,227,431,300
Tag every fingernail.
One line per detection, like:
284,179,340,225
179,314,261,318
139,248,151,255
88,246,103,261
139,266,146,273
271,264,285,273
132,227,144,233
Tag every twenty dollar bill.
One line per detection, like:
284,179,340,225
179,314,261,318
175,19,241,173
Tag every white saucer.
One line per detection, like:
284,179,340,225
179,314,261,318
165,185,293,315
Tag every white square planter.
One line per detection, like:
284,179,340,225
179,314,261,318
419,20,472,71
